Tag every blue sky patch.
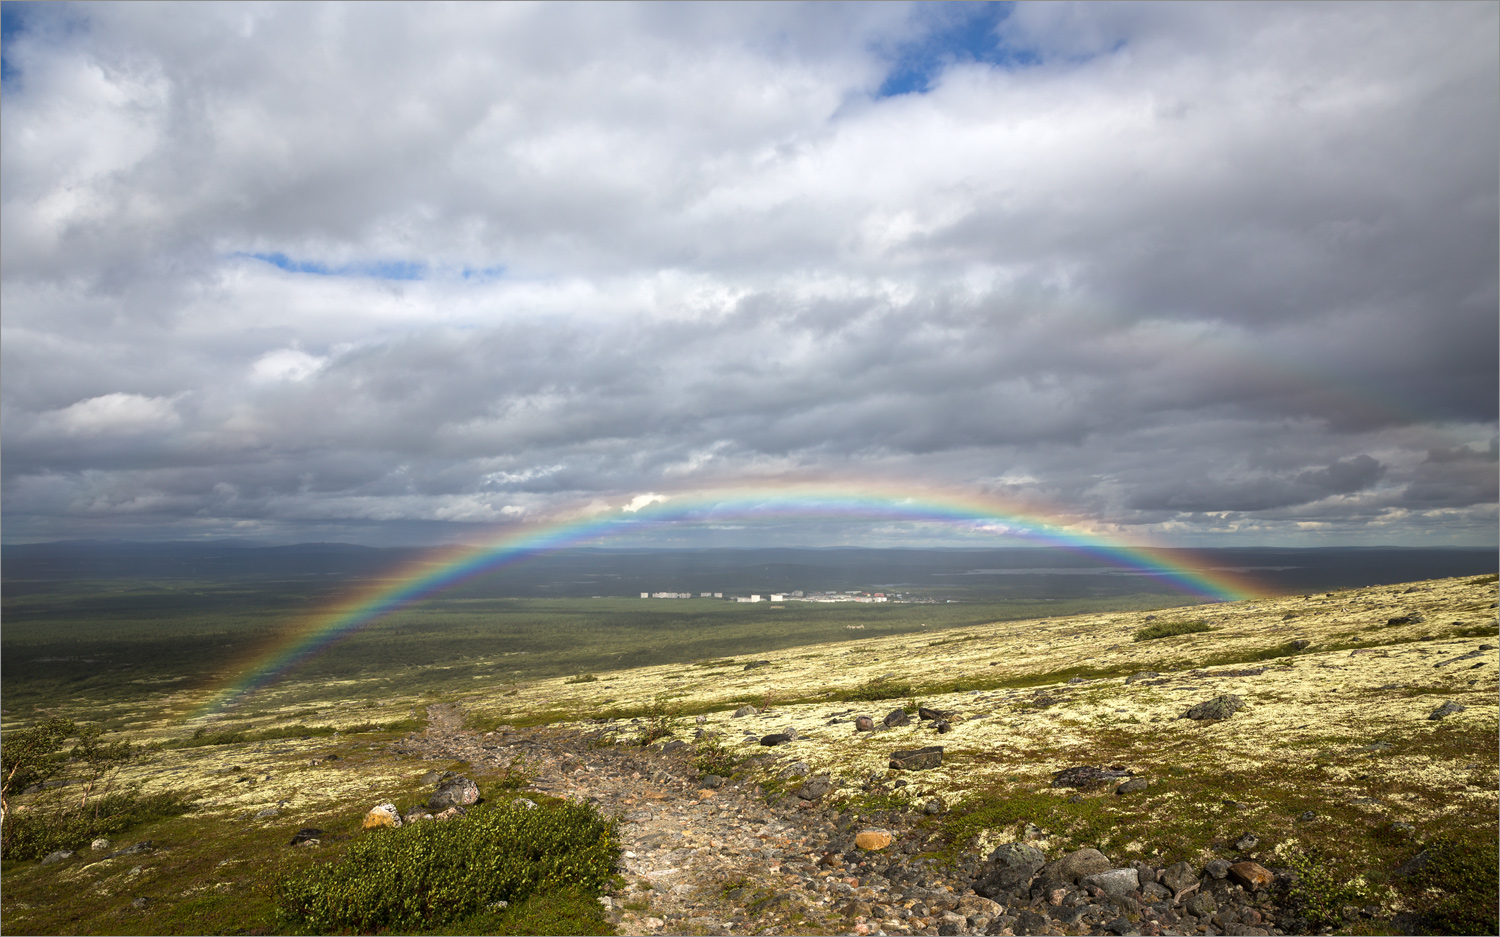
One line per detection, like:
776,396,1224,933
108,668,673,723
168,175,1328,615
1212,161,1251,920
246,252,427,281
877,1,1040,98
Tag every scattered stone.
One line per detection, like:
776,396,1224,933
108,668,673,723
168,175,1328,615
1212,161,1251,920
1395,850,1430,877
1162,861,1198,895
854,829,893,851
743,660,771,670
882,707,911,728
759,733,792,746
1297,810,1318,822
403,806,433,823
1228,861,1273,891
733,705,758,717
90,838,111,851
1387,614,1424,625
1052,764,1133,790
1184,891,1217,918
429,775,480,811
1182,694,1246,721
40,849,73,866
289,828,323,846
1115,777,1149,795
923,798,942,815
363,803,402,829
1205,858,1232,879
975,842,1046,900
1428,701,1466,720
853,715,875,732
889,745,943,770
1234,832,1260,851
105,841,156,859
1125,671,1160,684
1039,847,1111,885
254,807,280,819
1290,639,1311,650
918,706,953,721
1389,821,1415,835
700,773,724,789
797,775,833,800
1083,867,1144,899
514,798,538,809
131,897,151,910
433,806,466,820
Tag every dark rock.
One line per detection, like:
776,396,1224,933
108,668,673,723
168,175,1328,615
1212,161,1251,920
734,705,758,717
40,849,73,865
701,773,724,789
660,739,688,754
743,660,771,670
1233,832,1259,852
975,842,1046,900
798,775,833,800
1104,916,1139,935
1161,861,1198,894
429,775,480,811
105,841,156,859
883,707,912,728
1395,850,1430,877
919,706,954,721
1052,765,1133,790
1297,810,1318,822
1125,671,1160,684
923,798,942,815
1181,695,1246,721
854,715,875,732
1428,701,1466,720
936,720,952,734
1013,909,1051,935
1184,892,1217,918
1205,858,1231,879
889,745,943,770
760,733,792,746
289,828,323,846
1289,639,1311,650
1115,777,1149,795
1142,881,1172,901
1386,615,1423,625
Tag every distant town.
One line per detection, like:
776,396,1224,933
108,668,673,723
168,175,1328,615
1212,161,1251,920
640,589,949,604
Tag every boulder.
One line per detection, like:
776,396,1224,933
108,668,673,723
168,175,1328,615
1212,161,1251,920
1115,777,1149,795
798,775,833,800
1234,832,1260,852
975,842,1046,899
733,705,758,717
289,828,323,846
854,715,875,732
39,849,73,866
1228,861,1273,891
90,838,111,851
429,775,480,811
1040,847,1111,884
1162,861,1198,895
883,707,911,728
760,733,792,746
918,706,953,721
1428,701,1466,721
1052,765,1133,790
363,803,402,829
1181,694,1246,721
1183,892,1217,918
889,745,943,770
854,829,893,851
1083,868,1143,899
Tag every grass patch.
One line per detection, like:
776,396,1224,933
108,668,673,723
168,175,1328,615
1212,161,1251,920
275,799,619,934
1402,836,1500,935
1133,620,1213,642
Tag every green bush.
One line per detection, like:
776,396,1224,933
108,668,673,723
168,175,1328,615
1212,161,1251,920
275,799,619,934
1133,620,1213,642
2,790,195,860
692,734,742,778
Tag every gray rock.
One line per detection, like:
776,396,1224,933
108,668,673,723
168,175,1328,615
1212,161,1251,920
1083,868,1143,899
1182,694,1247,721
105,841,156,859
131,897,151,910
778,761,811,779
1234,832,1260,852
1105,916,1140,936
854,715,875,731
1297,810,1318,822
90,838,111,851
1125,671,1160,684
733,705,758,717
1428,701,1466,720
1290,639,1311,650
1040,847,1112,885
254,807,280,819
1142,880,1172,901
975,842,1046,900
1115,777,1149,795
760,733,792,746
798,775,833,800
1184,892,1217,918
1013,909,1051,936
700,773,724,788
1052,765,1133,790
889,745,943,770
1162,861,1198,894
661,739,688,754
1395,850,1430,877
923,799,943,815
515,798,538,809
883,707,912,728
40,849,74,865
1205,858,1232,879
429,775,480,811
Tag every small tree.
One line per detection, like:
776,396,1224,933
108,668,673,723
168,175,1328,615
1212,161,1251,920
1,717,75,831
70,723,135,812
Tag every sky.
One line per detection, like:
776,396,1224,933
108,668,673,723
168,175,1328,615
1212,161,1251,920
1,1,1496,549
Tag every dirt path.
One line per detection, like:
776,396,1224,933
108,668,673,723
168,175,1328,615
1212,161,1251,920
395,706,979,937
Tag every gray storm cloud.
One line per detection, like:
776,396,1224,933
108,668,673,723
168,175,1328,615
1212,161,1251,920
1,1,1495,546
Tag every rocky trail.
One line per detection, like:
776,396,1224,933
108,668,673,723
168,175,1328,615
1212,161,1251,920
389,704,1307,937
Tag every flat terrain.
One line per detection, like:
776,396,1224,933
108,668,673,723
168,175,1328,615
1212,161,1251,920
1,575,1495,935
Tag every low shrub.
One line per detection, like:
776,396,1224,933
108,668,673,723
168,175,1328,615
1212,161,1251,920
1405,836,1500,935
2,790,196,860
1133,620,1213,642
692,734,742,778
274,799,619,934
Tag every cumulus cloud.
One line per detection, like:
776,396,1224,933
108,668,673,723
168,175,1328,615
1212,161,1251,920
1,2,1495,546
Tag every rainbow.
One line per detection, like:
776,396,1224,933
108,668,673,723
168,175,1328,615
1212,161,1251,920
196,482,1271,715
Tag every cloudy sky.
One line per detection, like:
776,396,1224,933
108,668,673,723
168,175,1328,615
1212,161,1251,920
2,1,1496,548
